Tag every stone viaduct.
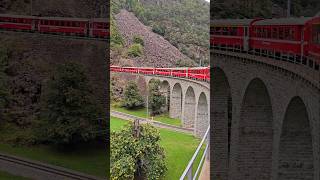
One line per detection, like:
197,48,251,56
211,50,320,180
117,74,210,137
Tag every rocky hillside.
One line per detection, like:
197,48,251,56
113,9,194,67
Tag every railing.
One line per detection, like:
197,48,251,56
180,126,210,180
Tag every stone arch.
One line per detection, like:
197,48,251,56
195,92,209,137
237,78,273,180
278,97,313,180
211,67,232,180
170,83,182,119
160,80,170,112
183,86,196,128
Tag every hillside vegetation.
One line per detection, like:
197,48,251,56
212,0,320,18
111,0,209,66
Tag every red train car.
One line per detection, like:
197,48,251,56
0,14,36,31
38,17,89,36
211,19,259,51
139,67,154,75
305,17,320,66
90,18,109,38
171,68,188,77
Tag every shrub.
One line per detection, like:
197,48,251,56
127,43,143,57
111,122,167,179
122,81,144,109
133,35,144,46
152,23,166,36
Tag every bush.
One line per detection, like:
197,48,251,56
133,35,144,46
148,79,166,116
122,81,144,109
40,62,104,146
152,23,166,36
127,43,143,57
111,122,167,179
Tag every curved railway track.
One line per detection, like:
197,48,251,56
0,153,105,180
111,110,194,134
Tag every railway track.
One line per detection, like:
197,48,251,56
0,153,105,180
111,110,194,134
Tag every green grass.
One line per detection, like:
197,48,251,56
111,106,181,127
110,116,203,179
0,171,31,180
0,143,108,178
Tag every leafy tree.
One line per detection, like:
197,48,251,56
122,81,144,109
111,122,167,180
0,47,10,120
111,15,124,48
127,44,143,57
133,35,144,46
40,62,104,146
148,79,166,116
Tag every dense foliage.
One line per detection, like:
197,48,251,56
148,79,166,116
40,62,104,146
212,0,320,18
0,47,10,121
111,122,167,180
122,81,144,109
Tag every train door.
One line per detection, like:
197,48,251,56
89,21,94,37
243,26,249,51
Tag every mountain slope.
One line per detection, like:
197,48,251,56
114,9,194,67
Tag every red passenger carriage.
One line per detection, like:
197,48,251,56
0,14,36,31
90,18,109,38
38,17,88,36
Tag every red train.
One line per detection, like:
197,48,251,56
0,14,109,38
211,17,320,70
110,66,210,82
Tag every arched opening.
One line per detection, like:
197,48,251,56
160,81,170,112
238,78,273,180
170,83,182,119
278,97,313,180
183,86,196,128
211,67,232,180
196,92,209,137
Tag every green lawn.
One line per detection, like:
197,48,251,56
111,116,203,179
111,106,181,127
0,143,108,178
0,171,31,180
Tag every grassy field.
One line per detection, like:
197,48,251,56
0,143,108,178
0,171,31,180
111,116,203,179
111,106,181,127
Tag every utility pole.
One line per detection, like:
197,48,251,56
287,0,291,17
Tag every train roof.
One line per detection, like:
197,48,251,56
37,16,89,22
92,18,108,23
254,17,313,25
211,19,256,26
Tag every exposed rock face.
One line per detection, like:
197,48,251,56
114,9,194,67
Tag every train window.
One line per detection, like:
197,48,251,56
312,24,320,44
284,28,290,40
244,27,248,36
279,27,284,40
272,27,278,39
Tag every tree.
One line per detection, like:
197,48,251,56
111,121,167,180
148,79,166,116
40,62,104,146
122,81,144,109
